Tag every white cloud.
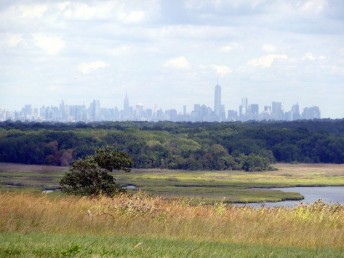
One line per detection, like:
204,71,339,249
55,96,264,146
302,52,316,61
122,11,145,23
47,85,62,92
58,2,146,23
273,0,328,18
302,52,327,61
56,2,70,11
218,42,242,52
109,45,136,56
247,54,288,68
211,64,232,76
158,25,235,40
6,34,24,48
184,0,267,10
163,56,191,69
33,34,65,54
262,44,276,53
61,2,115,20
20,4,48,18
298,0,327,15
78,61,109,74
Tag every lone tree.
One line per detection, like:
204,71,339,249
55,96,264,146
60,147,132,196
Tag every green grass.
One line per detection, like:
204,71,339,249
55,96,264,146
1,232,343,258
140,185,303,204
1,163,344,203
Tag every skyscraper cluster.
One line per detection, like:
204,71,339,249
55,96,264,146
0,84,321,122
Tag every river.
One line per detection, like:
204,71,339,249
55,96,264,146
238,186,344,208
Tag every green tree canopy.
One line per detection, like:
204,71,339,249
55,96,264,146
94,146,132,172
60,147,132,196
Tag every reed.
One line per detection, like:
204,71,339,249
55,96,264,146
0,192,343,250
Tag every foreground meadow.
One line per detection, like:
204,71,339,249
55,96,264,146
0,192,343,257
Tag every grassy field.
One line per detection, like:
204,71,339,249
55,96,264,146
1,163,344,203
0,193,343,257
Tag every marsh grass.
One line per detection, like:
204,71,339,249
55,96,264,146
0,192,343,249
2,163,344,203
118,163,344,202
0,163,66,192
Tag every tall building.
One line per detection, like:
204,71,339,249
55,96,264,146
291,103,301,120
242,98,248,115
239,98,248,119
227,110,238,121
272,102,282,114
123,94,131,119
214,84,221,117
302,106,321,119
89,100,100,121
272,101,283,120
21,105,32,120
124,94,129,112
249,104,259,115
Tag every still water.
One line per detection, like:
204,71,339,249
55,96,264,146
238,186,344,208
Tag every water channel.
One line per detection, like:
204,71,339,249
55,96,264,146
239,186,344,208
42,186,344,207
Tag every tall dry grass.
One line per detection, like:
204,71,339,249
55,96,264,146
0,192,343,249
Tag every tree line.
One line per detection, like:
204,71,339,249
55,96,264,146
0,120,343,171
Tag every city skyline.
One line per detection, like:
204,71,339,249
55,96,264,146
1,83,321,122
1,1,344,118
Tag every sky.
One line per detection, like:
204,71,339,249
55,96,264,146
1,0,344,118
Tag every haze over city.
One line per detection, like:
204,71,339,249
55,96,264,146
1,0,344,118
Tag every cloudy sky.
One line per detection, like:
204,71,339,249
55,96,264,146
1,0,344,118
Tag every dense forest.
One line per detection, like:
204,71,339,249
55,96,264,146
0,120,344,171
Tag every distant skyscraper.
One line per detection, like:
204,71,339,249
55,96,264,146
239,98,248,118
272,102,282,114
214,84,221,117
22,104,32,119
263,106,271,113
249,104,259,115
227,110,238,121
89,100,100,121
123,94,131,119
124,94,129,112
291,103,301,120
302,106,321,119
272,101,283,120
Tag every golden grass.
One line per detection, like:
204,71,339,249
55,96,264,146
0,192,343,249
